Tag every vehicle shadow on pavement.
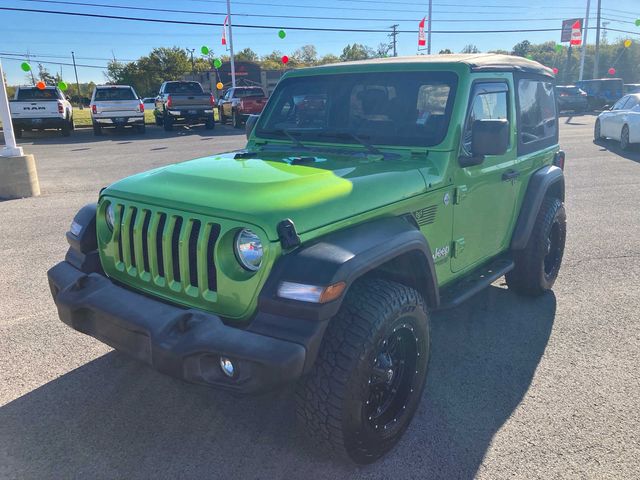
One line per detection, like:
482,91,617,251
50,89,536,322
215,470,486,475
0,285,555,479
593,139,640,163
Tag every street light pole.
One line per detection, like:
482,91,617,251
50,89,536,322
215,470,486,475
71,51,82,106
225,0,236,88
427,0,433,55
578,0,591,81
593,0,602,78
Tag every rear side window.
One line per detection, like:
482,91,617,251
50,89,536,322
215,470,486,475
16,88,60,101
94,88,137,101
164,82,203,94
517,78,557,152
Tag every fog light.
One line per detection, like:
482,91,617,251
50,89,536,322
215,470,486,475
219,357,235,378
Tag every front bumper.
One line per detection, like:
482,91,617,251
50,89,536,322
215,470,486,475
48,261,310,393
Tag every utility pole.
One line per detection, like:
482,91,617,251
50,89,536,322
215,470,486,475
389,24,399,57
25,50,35,84
225,0,236,87
579,0,591,80
186,48,195,75
427,0,433,55
593,0,602,78
71,51,81,107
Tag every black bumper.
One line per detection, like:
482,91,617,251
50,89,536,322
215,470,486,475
48,261,315,394
13,117,66,129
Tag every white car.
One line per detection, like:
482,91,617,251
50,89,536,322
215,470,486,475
10,86,74,138
594,93,640,150
90,85,145,135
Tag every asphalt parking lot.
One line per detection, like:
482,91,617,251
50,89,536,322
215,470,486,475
1,118,639,479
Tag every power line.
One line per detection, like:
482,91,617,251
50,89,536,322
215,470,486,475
0,54,108,69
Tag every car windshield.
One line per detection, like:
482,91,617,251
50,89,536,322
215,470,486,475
256,71,458,148
95,88,137,101
165,82,203,94
16,88,59,101
235,88,265,98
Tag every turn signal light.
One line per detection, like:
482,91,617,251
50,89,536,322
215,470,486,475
277,281,346,304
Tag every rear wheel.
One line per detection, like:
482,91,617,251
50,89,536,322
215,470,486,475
232,110,242,129
205,117,215,130
620,124,630,151
163,113,173,131
219,107,226,125
92,123,102,136
506,196,566,296
154,112,163,126
594,119,602,141
61,118,72,137
295,279,430,464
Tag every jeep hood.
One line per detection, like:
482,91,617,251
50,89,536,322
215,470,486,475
103,151,439,240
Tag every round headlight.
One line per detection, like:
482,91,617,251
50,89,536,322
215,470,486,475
105,203,115,230
235,228,263,271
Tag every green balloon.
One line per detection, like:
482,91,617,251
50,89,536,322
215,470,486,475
278,29,286,39
57,81,68,91
21,62,31,72
636,19,640,26
213,58,222,69
201,46,209,55
555,44,563,53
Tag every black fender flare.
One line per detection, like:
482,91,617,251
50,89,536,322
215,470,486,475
511,165,565,250
64,203,102,274
258,216,440,323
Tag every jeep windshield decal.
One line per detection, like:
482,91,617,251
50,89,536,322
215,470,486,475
256,71,458,148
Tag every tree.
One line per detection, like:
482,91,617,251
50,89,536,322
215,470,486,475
37,63,56,85
261,50,287,70
512,40,531,57
317,53,340,65
375,42,392,58
292,45,318,66
461,44,480,54
235,48,259,63
3,71,15,97
438,48,453,54
488,49,510,55
340,44,373,61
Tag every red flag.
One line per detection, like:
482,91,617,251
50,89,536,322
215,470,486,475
222,15,228,46
570,20,582,46
418,17,426,47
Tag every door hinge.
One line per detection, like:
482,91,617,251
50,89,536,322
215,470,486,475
454,185,468,205
452,238,465,257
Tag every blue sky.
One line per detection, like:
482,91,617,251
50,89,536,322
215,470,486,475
2,0,639,84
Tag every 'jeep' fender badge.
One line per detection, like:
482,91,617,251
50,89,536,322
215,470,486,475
443,192,450,206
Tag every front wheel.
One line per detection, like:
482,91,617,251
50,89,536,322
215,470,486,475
232,110,242,129
594,119,602,141
296,279,430,464
620,124,631,151
506,196,566,296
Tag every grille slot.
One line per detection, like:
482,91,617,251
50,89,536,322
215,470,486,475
111,202,222,299
413,205,438,226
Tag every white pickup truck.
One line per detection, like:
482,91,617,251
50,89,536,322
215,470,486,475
90,85,145,135
10,86,74,137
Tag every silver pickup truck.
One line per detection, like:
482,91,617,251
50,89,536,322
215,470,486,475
153,81,215,131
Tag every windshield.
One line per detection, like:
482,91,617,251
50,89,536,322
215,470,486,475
256,71,457,148
16,88,60,101
95,87,137,101
235,88,265,98
165,82,203,94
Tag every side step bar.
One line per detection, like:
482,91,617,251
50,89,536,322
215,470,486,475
437,256,515,311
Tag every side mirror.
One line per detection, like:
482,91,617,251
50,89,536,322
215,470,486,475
459,119,510,167
246,114,259,139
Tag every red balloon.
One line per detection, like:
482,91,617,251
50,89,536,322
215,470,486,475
608,67,616,75
552,67,559,75
281,55,289,64
36,81,46,90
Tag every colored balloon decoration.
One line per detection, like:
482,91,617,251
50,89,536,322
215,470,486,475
281,55,289,64
552,67,559,75
36,81,46,90
636,19,640,27
21,62,31,72
216,82,224,90
624,39,632,48
213,58,222,69
201,46,210,55
608,67,616,75
57,81,68,91
278,29,286,39
555,44,563,53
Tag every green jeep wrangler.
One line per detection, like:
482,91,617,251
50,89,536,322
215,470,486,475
48,54,566,463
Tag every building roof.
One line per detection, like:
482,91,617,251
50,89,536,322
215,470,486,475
313,54,555,77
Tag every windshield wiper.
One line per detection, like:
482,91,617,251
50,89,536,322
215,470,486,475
264,128,308,149
317,131,388,158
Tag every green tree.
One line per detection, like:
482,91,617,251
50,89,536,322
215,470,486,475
292,45,318,66
512,40,531,57
37,63,56,85
438,48,453,54
317,53,340,65
375,42,392,58
261,50,287,70
235,48,259,63
461,44,480,54
340,44,373,61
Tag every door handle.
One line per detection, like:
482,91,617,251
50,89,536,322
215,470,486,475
502,170,520,181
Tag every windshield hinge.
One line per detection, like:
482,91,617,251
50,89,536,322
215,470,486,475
454,185,468,204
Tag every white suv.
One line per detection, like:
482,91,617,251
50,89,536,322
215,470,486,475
90,85,145,135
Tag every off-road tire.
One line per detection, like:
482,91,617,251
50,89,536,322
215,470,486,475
163,113,173,131
232,110,242,129
154,113,163,126
506,196,566,296
620,124,630,151
295,279,430,464
594,119,602,141
61,118,72,137
205,117,215,130
93,124,102,136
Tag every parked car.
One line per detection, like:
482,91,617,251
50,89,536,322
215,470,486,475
90,85,145,135
624,84,640,95
575,78,624,110
218,86,267,128
49,54,566,464
153,81,215,131
594,93,640,150
555,85,589,113
10,86,73,138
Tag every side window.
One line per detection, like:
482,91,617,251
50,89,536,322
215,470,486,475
462,83,508,156
517,79,557,148
627,97,640,110
612,96,629,110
